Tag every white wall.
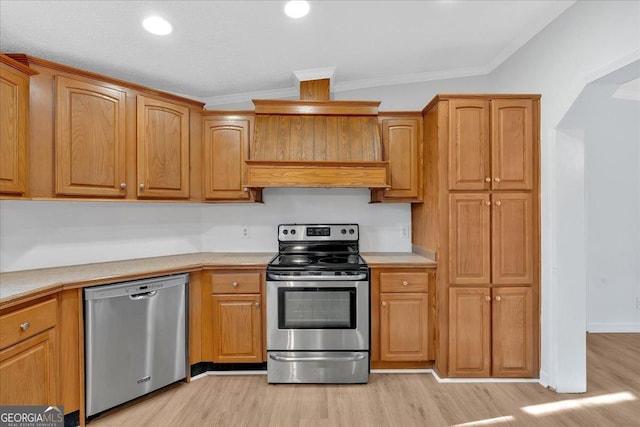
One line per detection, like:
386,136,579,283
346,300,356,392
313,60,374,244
0,189,411,272
488,0,640,392
561,83,640,333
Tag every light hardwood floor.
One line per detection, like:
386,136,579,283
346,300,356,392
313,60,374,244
89,333,640,426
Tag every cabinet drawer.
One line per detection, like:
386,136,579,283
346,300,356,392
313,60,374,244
211,272,261,294
0,298,57,349
380,272,429,292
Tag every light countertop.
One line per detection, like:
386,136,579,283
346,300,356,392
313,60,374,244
1,251,436,307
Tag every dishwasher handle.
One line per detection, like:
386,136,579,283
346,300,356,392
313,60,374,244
129,290,158,300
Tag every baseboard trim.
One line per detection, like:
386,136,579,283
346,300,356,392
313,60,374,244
587,323,640,333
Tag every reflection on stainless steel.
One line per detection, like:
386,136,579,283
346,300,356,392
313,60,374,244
267,224,369,384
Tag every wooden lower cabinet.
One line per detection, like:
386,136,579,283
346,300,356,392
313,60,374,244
0,297,58,406
211,294,262,363
448,286,533,378
204,270,265,364
380,292,429,361
372,268,434,366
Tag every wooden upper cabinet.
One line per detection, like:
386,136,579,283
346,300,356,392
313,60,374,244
492,286,534,377
448,287,491,377
491,99,534,190
202,118,251,201
55,76,127,197
449,193,491,285
491,193,534,285
379,117,421,201
448,99,490,190
448,97,534,191
137,95,190,199
0,58,32,196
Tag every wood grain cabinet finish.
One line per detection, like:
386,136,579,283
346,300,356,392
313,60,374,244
376,117,422,202
211,295,262,363
136,95,190,199
0,57,33,196
202,117,252,201
0,297,58,406
55,76,127,197
448,98,533,191
209,270,264,363
449,192,533,285
448,286,533,378
373,268,433,364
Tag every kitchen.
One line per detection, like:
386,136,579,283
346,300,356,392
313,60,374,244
1,1,639,426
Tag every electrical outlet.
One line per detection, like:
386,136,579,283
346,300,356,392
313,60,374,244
401,226,410,239
241,227,250,239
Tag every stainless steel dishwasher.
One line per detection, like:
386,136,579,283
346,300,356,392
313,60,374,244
84,273,188,417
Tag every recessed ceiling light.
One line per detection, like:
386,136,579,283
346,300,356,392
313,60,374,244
284,1,310,19
143,16,172,35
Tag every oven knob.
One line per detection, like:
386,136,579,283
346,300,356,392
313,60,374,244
291,229,296,235
349,229,355,235
283,230,288,235
341,229,347,235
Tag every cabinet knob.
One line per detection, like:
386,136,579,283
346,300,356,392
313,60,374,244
484,296,491,301
495,296,502,301
254,302,260,308
402,280,408,286
494,177,501,183
495,201,502,206
120,183,127,189
139,183,145,191
485,177,491,183
381,301,387,306
385,188,390,192
232,282,238,288
243,187,248,192
484,200,491,206
20,322,30,331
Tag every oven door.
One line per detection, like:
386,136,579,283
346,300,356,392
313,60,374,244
266,280,369,351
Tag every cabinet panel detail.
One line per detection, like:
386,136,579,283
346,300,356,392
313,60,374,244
380,292,429,361
449,193,491,285
492,193,534,284
55,76,126,197
492,287,533,377
448,287,491,377
212,294,262,363
448,99,490,190
137,95,190,199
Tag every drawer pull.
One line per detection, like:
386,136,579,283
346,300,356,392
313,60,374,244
402,280,408,286
20,322,30,331
232,282,239,288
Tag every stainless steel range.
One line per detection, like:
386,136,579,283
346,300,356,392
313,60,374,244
266,224,370,384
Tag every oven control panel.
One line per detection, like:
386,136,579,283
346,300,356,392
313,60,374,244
279,224,359,241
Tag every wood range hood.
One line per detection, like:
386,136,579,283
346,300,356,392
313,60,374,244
245,78,389,189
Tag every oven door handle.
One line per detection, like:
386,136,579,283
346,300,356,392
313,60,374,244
267,273,367,281
268,353,367,363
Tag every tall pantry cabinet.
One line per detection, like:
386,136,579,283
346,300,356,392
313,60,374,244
412,95,540,378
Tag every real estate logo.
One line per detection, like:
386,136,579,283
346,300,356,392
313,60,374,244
0,406,63,427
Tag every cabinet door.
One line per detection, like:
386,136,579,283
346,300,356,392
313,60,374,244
212,294,262,363
448,287,490,377
448,99,490,190
491,99,534,190
449,193,491,285
492,287,533,377
380,292,428,361
55,76,127,197
492,193,534,285
203,119,250,200
0,62,29,195
0,329,57,405
137,95,190,199
380,118,421,200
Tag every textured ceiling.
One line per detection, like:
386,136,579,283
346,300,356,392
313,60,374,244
0,0,574,105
